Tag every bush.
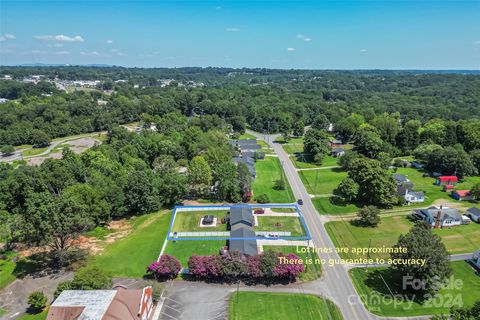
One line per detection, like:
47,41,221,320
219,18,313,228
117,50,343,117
147,255,182,279
188,254,221,278
0,145,15,156
356,205,381,227
54,280,74,299
255,193,270,204
274,253,305,279
273,179,286,190
71,265,112,290
28,291,47,313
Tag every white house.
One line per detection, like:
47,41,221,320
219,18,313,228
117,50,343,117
405,190,425,204
413,206,462,228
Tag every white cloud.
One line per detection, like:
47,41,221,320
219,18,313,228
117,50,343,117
296,34,311,42
0,33,15,41
215,6,222,10
80,51,100,56
226,27,240,32
474,40,480,45
110,49,126,56
360,49,368,53
55,51,70,55
106,40,113,44
287,47,295,51
34,34,84,42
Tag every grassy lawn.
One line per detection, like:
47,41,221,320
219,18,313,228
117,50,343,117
172,210,229,232
325,215,480,260
263,246,322,281
299,168,347,195
84,226,115,240
228,292,343,320
275,136,304,144
0,252,17,290
163,240,226,266
349,261,480,317
283,143,303,155
313,197,362,215
94,210,172,277
269,207,297,213
22,146,49,157
17,311,48,320
256,216,306,237
253,157,295,203
238,133,256,140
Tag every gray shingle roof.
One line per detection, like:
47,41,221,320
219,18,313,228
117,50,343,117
229,226,258,257
230,206,254,227
467,207,480,217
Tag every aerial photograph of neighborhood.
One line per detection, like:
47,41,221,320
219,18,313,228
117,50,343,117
0,0,479,319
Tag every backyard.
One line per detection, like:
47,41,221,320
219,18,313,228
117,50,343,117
163,240,226,266
349,261,480,317
228,292,343,320
171,210,229,232
253,157,295,203
325,215,480,259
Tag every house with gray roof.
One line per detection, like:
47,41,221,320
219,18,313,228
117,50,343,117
229,206,254,230
413,206,462,228
466,207,480,223
229,226,258,257
472,250,480,269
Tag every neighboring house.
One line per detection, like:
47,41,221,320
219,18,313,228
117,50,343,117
466,207,480,223
229,206,254,230
232,155,256,179
405,191,425,204
47,287,154,320
392,174,414,196
329,139,342,147
451,190,474,201
331,148,345,157
229,226,258,257
411,161,424,169
229,139,261,152
413,206,462,228
472,250,480,269
436,176,458,186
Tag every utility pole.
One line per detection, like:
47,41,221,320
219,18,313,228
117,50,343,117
365,238,372,272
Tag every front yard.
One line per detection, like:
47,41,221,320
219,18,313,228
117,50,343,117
253,157,295,203
325,215,480,259
228,292,343,320
349,261,480,317
299,168,347,195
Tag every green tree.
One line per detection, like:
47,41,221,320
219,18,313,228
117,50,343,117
188,156,212,195
0,210,23,251
333,178,359,202
158,172,188,205
371,112,400,144
125,170,162,214
396,120,421,154
255,193,270,204
347,158,397,207
71,265,113,290
27,291,47,313
214,161,240,202
356,205,381,227
391,223,451,294
0,145,15,156
292,119,305,137
303,128,330,164
311,114,329,131
354,128,385,159
30,130,51,148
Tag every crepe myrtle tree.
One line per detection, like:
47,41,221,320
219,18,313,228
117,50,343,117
147,255,182,279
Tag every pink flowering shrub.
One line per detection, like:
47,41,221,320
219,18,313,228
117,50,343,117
188,254,221,277
147,254,182,279
273,253,305,279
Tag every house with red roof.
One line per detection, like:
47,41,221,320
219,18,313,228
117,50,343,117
451,190,474,201
436,176,458,186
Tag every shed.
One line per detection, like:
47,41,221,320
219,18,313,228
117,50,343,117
436,176,458,185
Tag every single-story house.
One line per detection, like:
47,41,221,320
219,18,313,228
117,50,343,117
331,148,345,157
393,174,414,196
405,191,425,204
466,207,480,223
229,226,258,257
451,190,474,201
47,287,154,320
413,206,462,228
232,155,256,179
472,250,480,269
443,184,455,192
329,139,342,147
436,176,458,186
229,139,261,152
229,206,254,230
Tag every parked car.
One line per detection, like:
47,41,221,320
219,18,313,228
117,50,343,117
266,233,279,238
254,209,265,214
297,199,303,205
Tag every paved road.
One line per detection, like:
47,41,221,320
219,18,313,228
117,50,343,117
247,130,425,320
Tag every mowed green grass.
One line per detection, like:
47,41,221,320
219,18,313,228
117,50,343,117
172,210,229,232
238,133,256,140
253,157,295,203
228,292,343,320
299,168,347,195
94,210,172,277
256,216,306,236
0,252,17,290
263,246,322,281
17,311,48,320
163,240,226,267
349,261,480,317
325,215,480,259
312,197,361,215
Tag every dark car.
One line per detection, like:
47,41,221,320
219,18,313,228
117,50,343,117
297,199,303,205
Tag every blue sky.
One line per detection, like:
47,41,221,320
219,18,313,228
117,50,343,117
0,1,479,69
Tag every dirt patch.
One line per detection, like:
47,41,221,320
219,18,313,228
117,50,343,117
441,234,463,240
182,199,227,206
75,219,132,254
431,199,465,211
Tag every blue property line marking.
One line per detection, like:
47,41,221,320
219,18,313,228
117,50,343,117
166,204,312,242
